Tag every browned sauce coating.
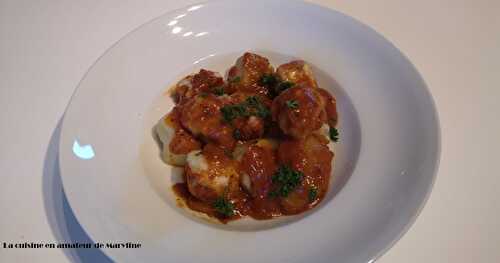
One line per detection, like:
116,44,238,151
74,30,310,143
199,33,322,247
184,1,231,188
173,69,224,104
227,52,274,87
271,85,327,139
165,108,201,154
276,60,318,89
180,94,235,150
278,134,333,213
161,52,338,223
185,144,239,202
316,88,338,127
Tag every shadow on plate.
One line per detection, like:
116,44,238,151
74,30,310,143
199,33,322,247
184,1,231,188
42,117,113,263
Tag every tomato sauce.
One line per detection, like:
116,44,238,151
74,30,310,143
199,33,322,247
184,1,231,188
161,52,338,223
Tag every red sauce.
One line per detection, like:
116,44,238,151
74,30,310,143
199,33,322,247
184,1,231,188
184,144,239,202
228,52,274,87
277,134,333,214
201,143,233,166
179,94,235,150
173,69,224,104
316,88,338,127
271,85,328,139
169,129,201,154
164,107,201,154
173,183,240,223
239,144,276,199
162,52,338,223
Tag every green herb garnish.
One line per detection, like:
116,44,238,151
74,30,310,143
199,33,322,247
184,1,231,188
269,165,303,198
258,74,295,98
246,96,270,118
308,187,318,202
245,95,259,106
230,76,241,83
220,96,270,123
329,127,339,142
277,81,295,92
258,74,279,87
286,100,299,109
269,81,295,98
213,197,235,217
213,87,225,96
221,104,248,123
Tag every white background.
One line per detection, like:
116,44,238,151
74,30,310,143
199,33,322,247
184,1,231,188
1,0,499,262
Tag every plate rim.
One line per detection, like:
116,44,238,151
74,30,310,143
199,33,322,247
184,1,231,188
57,0,442,262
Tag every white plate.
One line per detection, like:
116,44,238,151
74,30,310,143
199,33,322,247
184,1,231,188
59,0,440,262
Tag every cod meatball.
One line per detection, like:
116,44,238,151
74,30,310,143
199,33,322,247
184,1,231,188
276,60,318,89
180,93,235,149
227,52,274,88
271,85,327,139
236,139,278,199
277,134,333,214
227,92,272,140
185,144,240,202
173,69,225,104
155,108,201,166
316,88,338,127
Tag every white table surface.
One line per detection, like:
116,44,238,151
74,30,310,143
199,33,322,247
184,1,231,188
1,0,499,262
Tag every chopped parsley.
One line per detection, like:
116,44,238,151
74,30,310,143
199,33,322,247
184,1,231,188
245,96,270,118
258,74,279,87
277,81,295,92
286,100,299,109
308,187,318,202
258,74,295,98
245,95,260,106
221,104,247,123
229,76,241,83
329,127,339,142
213,197,234,217
220,96,270,123
269,165,303,198
213,87,225,96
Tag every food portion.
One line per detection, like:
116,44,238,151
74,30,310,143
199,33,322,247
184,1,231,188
271,85,328,139
185,144,240,202
157,52,339,223
172,69,225,104
180,94,235,150
228,52,274,90
155,107,201,166
276,60,318,89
